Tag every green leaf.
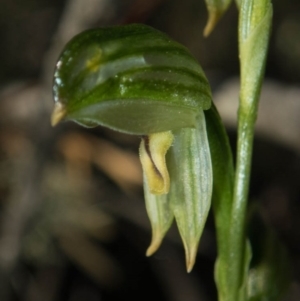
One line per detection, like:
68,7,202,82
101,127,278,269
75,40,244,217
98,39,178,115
52,24,212,135
205,105,234,254
205,105,241,301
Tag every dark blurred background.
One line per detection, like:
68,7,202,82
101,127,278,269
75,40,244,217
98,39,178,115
0,0,300,300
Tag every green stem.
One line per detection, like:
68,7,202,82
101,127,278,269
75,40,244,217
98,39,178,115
228,0,272,298
230,102,256,298
212,0,272,299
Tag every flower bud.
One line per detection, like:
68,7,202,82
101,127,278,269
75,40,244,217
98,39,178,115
52,24,214,272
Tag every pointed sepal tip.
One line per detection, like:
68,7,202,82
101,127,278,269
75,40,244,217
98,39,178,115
146,234,163,257
184,242,198,273
204,10,222,37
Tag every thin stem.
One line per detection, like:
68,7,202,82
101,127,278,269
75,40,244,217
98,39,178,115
226,0,272,298
230,108,256,296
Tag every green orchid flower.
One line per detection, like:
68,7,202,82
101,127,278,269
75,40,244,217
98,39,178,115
51,24,213,272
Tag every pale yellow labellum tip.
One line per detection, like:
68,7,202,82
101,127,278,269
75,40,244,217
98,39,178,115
139,131,174,195
51,102,67,127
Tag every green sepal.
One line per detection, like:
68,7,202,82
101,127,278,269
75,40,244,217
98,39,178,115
143,177,174,256
203,0,232,36
53,24,212,134
168,111,213,272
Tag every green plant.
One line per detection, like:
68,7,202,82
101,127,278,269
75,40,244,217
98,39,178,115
51,0,291,300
